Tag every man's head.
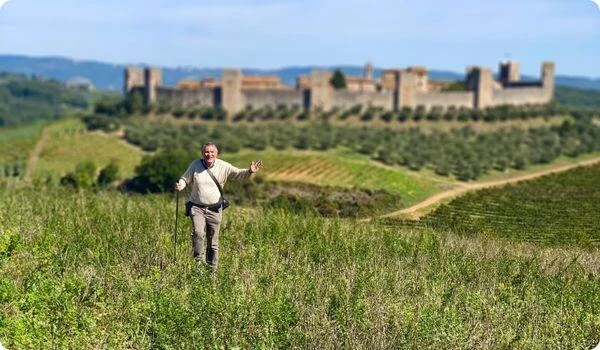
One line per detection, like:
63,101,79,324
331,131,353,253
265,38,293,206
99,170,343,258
202,142,219,166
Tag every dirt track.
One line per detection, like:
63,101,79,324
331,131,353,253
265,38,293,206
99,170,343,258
23,126,50,181
383,157,600,220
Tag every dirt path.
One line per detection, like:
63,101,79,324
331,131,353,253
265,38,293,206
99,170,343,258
382,157,600,220
23,126,50,181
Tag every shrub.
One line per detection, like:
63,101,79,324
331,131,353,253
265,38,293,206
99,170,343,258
60,161,97,189
83,115,121,132
129,149,194,193
97,161,120,186
413,106,426,121
172,108,186,118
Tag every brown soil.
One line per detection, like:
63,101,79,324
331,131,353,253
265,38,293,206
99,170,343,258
23,126,50,181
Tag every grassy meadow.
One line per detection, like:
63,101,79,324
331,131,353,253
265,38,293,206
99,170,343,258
0,120,45,164
1,117,600,348
0,186,599,349
32,119,144,182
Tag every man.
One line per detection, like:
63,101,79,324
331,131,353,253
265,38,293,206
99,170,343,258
175,142,263,273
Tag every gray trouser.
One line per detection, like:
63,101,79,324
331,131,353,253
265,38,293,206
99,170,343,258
190,205,223,271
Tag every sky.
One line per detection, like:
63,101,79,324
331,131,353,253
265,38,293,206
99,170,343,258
0,0,599,77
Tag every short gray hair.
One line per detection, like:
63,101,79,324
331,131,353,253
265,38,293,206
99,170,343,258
202,142,218,152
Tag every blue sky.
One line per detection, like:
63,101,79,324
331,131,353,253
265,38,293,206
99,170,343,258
0,0,599,77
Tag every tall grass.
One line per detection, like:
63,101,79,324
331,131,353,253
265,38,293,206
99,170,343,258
0,187,598,348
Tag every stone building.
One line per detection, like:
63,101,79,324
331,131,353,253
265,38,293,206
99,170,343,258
124,60,555,117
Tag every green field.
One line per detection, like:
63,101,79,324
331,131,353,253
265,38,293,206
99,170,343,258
0,187,598,348
400,163,600,247
33,119,144,181
1,118,600,348
0,121,45,164
223,148,445,206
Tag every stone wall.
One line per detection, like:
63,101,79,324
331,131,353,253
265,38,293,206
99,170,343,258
243,89,304,109
414,91,474,110
491,86,550,106
156,87,215,107
126,60,555,115
331,90,393,110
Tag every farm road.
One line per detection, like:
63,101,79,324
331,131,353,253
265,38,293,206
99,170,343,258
383,156,600,220
23,125,50,181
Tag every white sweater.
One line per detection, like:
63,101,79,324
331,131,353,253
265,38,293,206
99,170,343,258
178,159,251,205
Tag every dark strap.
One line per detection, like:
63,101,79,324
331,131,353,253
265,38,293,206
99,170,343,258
202,160,225,198
188,201,219,209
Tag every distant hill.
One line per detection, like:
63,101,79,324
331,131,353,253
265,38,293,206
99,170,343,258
1,54,600,92
0,72,94,127
554,86,600,108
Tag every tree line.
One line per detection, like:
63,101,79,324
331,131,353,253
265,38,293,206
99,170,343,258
0,73,92,127
113,117,600,182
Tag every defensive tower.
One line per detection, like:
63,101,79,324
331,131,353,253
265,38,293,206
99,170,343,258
221,68,243,116
144,67,162,104
499,61,520,85
124,66,143,94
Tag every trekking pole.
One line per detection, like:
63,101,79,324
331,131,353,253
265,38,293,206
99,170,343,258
174,190,179,263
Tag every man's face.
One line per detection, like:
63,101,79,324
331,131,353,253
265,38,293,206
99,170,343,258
203,145,218,165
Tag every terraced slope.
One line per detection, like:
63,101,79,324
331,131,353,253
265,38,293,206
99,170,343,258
223,148,446,206
399,162,600,247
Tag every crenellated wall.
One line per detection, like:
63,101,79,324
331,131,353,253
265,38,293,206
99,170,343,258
331,90,393,110
124,60,555,118
156,87,215,107
414,91,474,110
243,89,304,109
491,86,548,106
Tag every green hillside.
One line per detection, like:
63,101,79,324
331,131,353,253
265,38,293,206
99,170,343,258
0,73,92,127
0,121,45,164
32,119,144,181
223,148,444,206
555,86,600,108
403,163,600,247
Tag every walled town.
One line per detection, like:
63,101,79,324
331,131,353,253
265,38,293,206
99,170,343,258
124,61,555,116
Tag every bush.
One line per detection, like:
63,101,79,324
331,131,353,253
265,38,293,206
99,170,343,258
83,115,121,132
95,96,125,116
129,149,195,193
60,161,97,189
413,106,426,121
172,108,186,118
97,161,120,186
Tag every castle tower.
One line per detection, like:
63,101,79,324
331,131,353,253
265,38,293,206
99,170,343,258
144,67,162,104
221,68,243,117
393,69,417,110
499,61,520,84
309,70,332,111
407,66,428,92
124,66,143,94
364,62,374,80
541,61,555,99
468,66,493,110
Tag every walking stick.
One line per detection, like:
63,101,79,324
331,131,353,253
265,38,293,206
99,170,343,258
174,190,179,263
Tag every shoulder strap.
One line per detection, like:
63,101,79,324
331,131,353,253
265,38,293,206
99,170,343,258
202,160,224,197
